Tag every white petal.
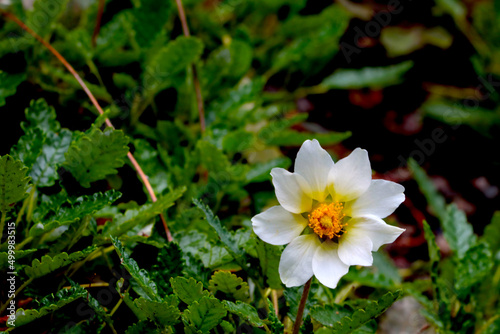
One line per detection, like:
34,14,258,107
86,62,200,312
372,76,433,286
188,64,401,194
252,206,308,246
348,180,405,218
312,240,350,289
279,234,320,287
347,215,405,251
294,139,334,202
271,168,312,214
328,148,372,202
338,228,373,266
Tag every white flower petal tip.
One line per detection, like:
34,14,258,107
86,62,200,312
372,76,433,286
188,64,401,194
270,168,312,214
294,139,334,202
279,234,320,287
312,240,349,289
349,179,406,218
251,206,308,246
329,148,372,202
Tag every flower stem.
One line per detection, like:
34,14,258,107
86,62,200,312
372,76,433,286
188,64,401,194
292,278,312,334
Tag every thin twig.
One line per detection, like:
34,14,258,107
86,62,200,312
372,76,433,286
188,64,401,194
91,0,105,47
174,0,206,132
292,278,312,334
0,9,173,242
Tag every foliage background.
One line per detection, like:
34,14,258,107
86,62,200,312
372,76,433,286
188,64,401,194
0,0,500,333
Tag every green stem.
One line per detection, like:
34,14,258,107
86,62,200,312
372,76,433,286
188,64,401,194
292,278,312,334
15,236,33,250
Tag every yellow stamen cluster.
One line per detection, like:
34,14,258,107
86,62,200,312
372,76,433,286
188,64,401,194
308,202,346,239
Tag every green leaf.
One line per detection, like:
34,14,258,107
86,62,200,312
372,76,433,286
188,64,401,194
478,315,500,334
209,271,249,301
29,190,121,237
193,199,246,262
330,290,402,333
267,299,284,334
321,61,413,89
422,100,500,133
10,286,86,328
22,98,61,134
442,204,476,258
455,241,493,298
197,140,232,175
264,130,351,147
144,36,204,93
0,155,31,213
272,5,350,74
112,237,160,302
482,211,500,255
63,127,129,188
151,242,185,296
125,320,161,334
133,297,181,326
223,300,265,327
183,296,227,333
131,0,171,48
0,249,36,270
246,157,291,183
254,240,282,289
310,304,351,327
170,276,210,305
103,187,185,237
408,158,447,223
27,0,71,36
24,246,96,279
30,130,72,187
0,71,25,107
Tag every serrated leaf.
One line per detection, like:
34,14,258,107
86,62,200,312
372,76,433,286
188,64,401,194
29,190,121,237
197,140,231,174
10,286,86,327
151,242,185,296
321,61,413,89
442,204,476,258
26,0,71,36
0,71,25,106
267,299,284,334
223,300,265,327
25,246,96,279
21,98,61,133
132,0,171,48
144,36,204,93
0,155,31,213
264,130,351,147
482,211,500,255
125,320,161,334
193,199,246,262
133,297,181,326
408,159,447,222
0,249,36,270
103,187,185,237
310,304,351,327
112,237,160,302
455,241,493,297
184,296,227,333
170,276,210,305
330,290,402,333
209,271,249,301
63,127,130,188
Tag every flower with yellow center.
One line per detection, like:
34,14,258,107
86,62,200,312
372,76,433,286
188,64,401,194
251,140,405,288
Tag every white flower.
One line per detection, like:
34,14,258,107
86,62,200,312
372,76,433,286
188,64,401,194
251,140,405,289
